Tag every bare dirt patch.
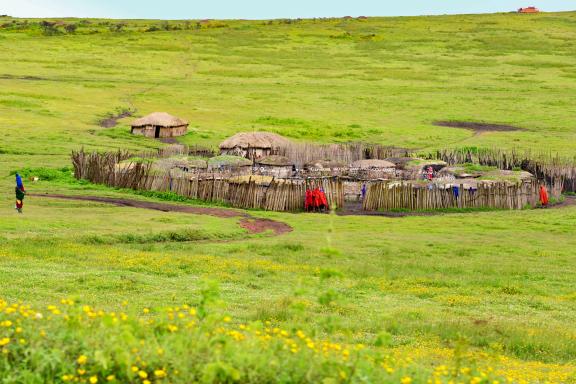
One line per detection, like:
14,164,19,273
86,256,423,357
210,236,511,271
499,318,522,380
239,218,293,235
99,109,134,128
434,121,525,133
33,194,292,236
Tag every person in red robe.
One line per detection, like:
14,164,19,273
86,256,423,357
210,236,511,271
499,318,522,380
305,189,313,211
539,184,549,207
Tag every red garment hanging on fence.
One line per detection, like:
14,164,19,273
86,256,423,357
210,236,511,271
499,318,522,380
305,189,313,210
318,189,328,208
539,185,549,206
305,188,328,211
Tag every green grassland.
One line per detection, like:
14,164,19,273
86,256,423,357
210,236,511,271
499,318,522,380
1,12,576,383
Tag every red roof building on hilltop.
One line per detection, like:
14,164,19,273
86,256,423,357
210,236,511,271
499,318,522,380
518,6,540,13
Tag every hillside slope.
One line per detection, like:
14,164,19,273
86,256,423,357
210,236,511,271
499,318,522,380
0,12,575,173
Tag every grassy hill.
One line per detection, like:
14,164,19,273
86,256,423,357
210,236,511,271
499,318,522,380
1,13,576,383
1,12,576,169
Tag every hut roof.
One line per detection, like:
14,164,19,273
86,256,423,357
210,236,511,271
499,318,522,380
305,159,347,169
351,159,396,169
255,155,293,166
228,175,295,185
219,132,290,149
131,112,188,128
208,155,252,168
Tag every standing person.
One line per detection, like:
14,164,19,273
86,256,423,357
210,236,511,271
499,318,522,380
15,173,25,214
427,166,434,181
539,184,549,208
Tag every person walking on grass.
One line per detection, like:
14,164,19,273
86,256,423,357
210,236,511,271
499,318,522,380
15,173,25,214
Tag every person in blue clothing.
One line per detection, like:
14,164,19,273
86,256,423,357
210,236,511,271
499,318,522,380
15,173,26,213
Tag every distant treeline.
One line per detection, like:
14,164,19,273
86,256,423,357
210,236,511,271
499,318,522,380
0,16,371,36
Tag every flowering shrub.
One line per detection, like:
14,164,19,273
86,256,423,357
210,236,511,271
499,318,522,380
0,297,537,384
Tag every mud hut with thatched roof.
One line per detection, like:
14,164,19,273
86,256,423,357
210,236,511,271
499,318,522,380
207,155,252,173
131,112,188,138
349,159,396,179
219,132,290,160
254,155,294,178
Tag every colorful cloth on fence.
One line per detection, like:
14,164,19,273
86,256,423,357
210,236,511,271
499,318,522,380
452,186,459,199
305,188,328,210
539,185,549,206
305,189,313,210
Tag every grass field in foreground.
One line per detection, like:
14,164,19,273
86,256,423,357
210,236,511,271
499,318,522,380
1,174,576,382
1,11,576,383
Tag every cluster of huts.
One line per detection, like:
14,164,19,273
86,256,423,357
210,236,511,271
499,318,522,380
129,112,536,202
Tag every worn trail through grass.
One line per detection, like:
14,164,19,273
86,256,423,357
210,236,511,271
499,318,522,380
33,193,293,236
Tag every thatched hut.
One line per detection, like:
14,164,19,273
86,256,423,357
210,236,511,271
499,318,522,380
350,159,396,179
207,155,252,172
131,112,188,138
219,132,290,160
304,159,347,177
255,155,294,178
153,157,208,173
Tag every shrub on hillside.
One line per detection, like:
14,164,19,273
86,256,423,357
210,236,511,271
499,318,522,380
39,21,60,36
64,23,78,34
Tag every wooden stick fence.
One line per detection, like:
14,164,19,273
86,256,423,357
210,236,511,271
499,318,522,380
362,180,541,211
424,148,576,193
72,150,343,211
72,150,550,213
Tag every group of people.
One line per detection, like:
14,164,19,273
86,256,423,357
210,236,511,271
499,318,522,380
304,188,328,212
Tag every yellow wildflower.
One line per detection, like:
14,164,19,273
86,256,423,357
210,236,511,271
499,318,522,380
89,376,98,384
154,369,167,378
77,355,88,365
0,338,10,347
106,375,116,381
401,377,412,384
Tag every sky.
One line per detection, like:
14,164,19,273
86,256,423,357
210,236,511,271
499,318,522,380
1,0,574,19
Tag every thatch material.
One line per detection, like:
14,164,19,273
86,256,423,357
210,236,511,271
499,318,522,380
219,132,290,149
351,159,395,169
131,112,188,128
305,159,347,169
208,155,252,168
255,155,293,167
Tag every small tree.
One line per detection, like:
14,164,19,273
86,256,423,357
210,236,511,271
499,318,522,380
64,23,77,34
109,23,125,33
39,21,59,36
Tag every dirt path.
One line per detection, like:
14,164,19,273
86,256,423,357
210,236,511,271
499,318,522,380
549,195,576,209
99,109,134,128
33,194,293,236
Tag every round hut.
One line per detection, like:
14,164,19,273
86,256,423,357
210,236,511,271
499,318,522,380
350,159,397,179
255,155,294,178
131,112,188,138
207,155,252,173
304,159,347,177
219,132,290,160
